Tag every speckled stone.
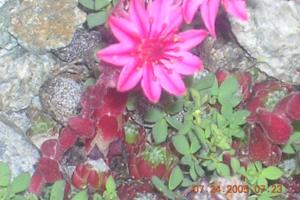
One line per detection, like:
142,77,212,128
0,114,40,177
39,65,90,124
9,0,86,53
53,28,102,63
229,0,300,84
0,51,57,112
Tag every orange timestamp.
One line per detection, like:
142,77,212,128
192,184,283,194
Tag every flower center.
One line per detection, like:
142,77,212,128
137,39,166,62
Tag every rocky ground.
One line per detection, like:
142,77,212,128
0,0,299,187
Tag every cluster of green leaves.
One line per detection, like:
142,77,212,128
147,74,251,198
0,162,35,200
50,176,118,200
78,0,118,28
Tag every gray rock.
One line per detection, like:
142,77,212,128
53,28,102,63
0,114,40,177
0,51,57,111
0,0,19,56
39,68,87,124
199,37,253,72
9,0,86,53
229,0,300,84
0,111,31,133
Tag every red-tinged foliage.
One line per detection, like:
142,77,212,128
40,139,64,161
117,180,166,200
68,117,95,139
58,127,78,151
71,163,109,190
28,171,46,195
279,175,300,200
97,115,120,140
275,92,300,121
256,108,293,144
248,125,272,162
36,158,63,184
263,145,282,166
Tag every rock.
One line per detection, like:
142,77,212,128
0,111,31,133
9,0,86,53
39,65,90,124
0,114,40,177
0,0,19,57
0,51,57,112
229,0,300,84
199,37,253,72
53,28,102,63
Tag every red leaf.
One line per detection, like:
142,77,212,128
137,159,155,179
263,145,282,166
248,125,272,162
72,164,91,189
59,127,78,151
97,115,119,140
276,92,300,121
87,170,100,189
215,69,230,85
81,84,106,110
28,171,46,195
256,108,293,144
128,155,141,179
37,158,62,183
68,117,95,138
40,139,64,161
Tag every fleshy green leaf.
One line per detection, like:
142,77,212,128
95,0,110,10
168,166,183,190
230,158,241,174
105,176,116,193
165,116,182,130
172,135,190,155
87,11,108,28
216,163,230,177
79,0,94,9
152,119,168,144
194,163,204,177
93,194,104,200
261,167,283,180
126,92,138,111
0,162,10,187
11,173,31,194
189,132,201,153
165,99,184,114
72,191,88,200
192,73,215,91
144,108,164,123
151,177,175,200
50,180,65,200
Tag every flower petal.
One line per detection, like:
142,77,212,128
117,60,143,92
182,0,204,23
163,51,203,75
141,63,162,103
96,43,134,66
200,0,220,37
155,66,186,96
129,0,149,36
222,0,248,21
176,29,208,50
109,16,139,44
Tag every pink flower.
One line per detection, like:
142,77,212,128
183,0,248,37
97,0,208,103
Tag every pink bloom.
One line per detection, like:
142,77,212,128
97,0,208,103
183,0,248,37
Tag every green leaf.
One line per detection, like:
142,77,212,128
165,99,184,114
178,120,193,135
181,178,193,187
282,144,295,154
172,135,190,155
79,0,94,9
144,108,164,123
72,191,88,200
192,73,216,91
257,175,268,187
12,195,25,200
189,132,201,153
152,119,168,144
93,194,104,200
231,110,250,125
50,180,65,200
11,173,31,194
261,166,283,180
168,166,183,190
151,177,175,200
216,163,230,177
0,162,10,187
218,76,241,107
95,0,110,10
165,116,182,129
126,92,138,111
105,176,116,193
194,163,204,177
87,11,108,28
230,158,241,174
189,166,197,181
180,155,194,166
210,77,219,96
